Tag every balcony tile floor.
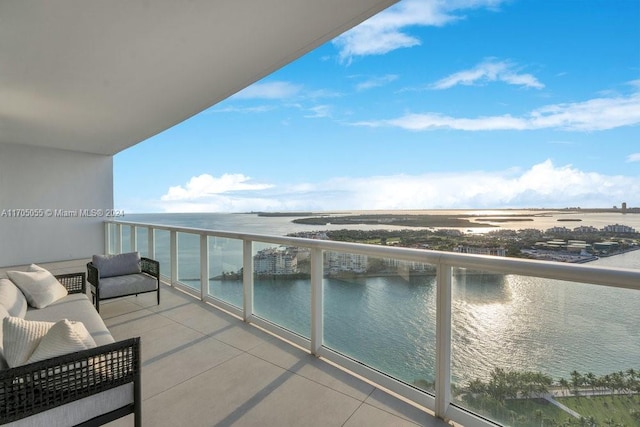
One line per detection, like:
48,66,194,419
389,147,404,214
1,260,448,427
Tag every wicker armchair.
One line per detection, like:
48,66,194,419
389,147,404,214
87,255,160,312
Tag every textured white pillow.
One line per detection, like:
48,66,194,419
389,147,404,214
6,266,68,309
0,278,28,318
28,319,96,363
28,264,49,273
0,304,9,369
3,316,54,367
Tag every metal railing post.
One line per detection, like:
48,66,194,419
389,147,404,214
148,227,155,260
104,222,111,254
200,234,208,301
170,230,178,287
310,248,324,355
243,240,254,321
131,225,137,252
435,262,452,419
115,223,123,254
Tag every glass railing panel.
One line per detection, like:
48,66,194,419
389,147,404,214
107,223,117,254
252,242,311,338
177,232,200,291
121,226,132,252
323,253,438,392
450,269,640,426
154,229,171,280
207,236,243,308
135,227,149,257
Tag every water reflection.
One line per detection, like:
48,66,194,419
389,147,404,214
453,268,510,305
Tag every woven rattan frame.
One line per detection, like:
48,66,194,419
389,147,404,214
56,272,86,294
0,338,141,425
87,256,160,312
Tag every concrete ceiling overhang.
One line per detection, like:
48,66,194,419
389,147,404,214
0,0,398,155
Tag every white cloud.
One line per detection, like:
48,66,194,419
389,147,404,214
155,161,639,212
354,90,640,131
356,74,399,91
161,174,273,201
232,81,302,100
304,105,332,118
627,153,640,162
431,59,544,89
334,0,506,62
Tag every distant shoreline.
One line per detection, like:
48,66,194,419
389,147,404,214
252,207,640,217
290,209,639,229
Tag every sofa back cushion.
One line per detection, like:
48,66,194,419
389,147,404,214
6,266,68,309
93,252,141,278
0,278,28,318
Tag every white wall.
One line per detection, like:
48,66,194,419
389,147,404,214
0,143,112,267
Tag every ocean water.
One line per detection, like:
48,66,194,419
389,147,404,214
123,211,640,387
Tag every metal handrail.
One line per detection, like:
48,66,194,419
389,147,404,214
107,220,640,290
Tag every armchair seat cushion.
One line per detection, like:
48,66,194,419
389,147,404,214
96,273,158,299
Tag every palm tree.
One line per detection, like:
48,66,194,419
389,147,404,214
559,378,570,396
610,371,625,395
585,372,597,395
602,374,612,393
625,368,638,395
570,370,583,396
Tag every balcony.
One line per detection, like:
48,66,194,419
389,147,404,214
4,220,638,426
97,220,639,426
1,258,444,427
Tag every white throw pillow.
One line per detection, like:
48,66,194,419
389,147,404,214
0,278,28,318
28,264,51,273
3,316,54,367
28,319,96,364
0,304,9,369
6,266,68,309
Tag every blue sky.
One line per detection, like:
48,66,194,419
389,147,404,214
115,0,640,213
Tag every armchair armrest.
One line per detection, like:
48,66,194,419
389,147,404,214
141,257,160,278
87,261,99,287
55,272,86,294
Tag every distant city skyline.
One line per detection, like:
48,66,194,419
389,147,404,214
115,0,640,213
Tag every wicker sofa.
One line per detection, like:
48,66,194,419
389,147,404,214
0,270,141,426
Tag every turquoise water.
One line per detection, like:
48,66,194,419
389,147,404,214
122,212,640,388
205,266,640,388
